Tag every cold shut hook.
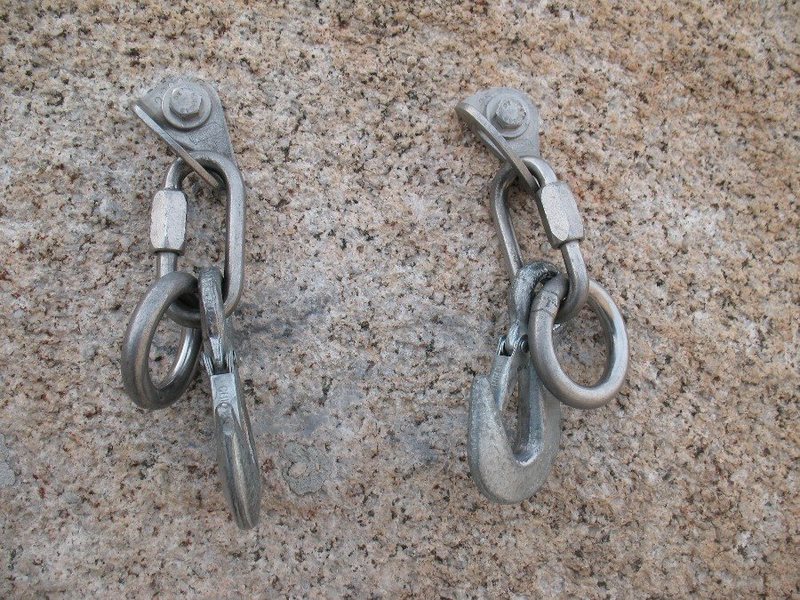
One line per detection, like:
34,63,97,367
468,263,562,504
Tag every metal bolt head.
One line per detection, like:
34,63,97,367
160,81,212,130
169,86,203,119
493,97,528,130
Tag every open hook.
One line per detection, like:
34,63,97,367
468,262,562,503
209,369,262,529
199,268,261,529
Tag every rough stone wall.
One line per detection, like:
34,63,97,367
0,1,797,597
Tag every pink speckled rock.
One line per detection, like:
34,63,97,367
0,1,797,597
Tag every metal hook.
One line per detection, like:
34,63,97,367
457,87,630,503
198,267,261,529
468,262,562,503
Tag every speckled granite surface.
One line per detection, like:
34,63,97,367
1,1,798,597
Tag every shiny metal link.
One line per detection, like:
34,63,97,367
468,262,561,503
155,150,246,328
491,157,589,323
198,268,261,530
121,271,202,410
530,274,629,410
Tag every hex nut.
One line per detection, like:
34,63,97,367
150,190,187,253
160,81,212,130
169,86,203,118
538,181,584,247
493,97,528,130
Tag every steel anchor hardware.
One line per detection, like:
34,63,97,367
121,76,261,529
468,263,562,504
457,87,630,503
199,268,261,529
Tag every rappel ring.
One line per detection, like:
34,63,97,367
530,274,629,410
121,271,202,410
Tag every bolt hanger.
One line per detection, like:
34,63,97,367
132,77,236,188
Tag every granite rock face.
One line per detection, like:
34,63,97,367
0,1,797,597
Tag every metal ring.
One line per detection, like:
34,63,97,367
121,271,202,409
529,274,629,409
158,150,246,328
491,159,588,323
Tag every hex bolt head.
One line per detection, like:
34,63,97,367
493,97,528,130
169,86,203,119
